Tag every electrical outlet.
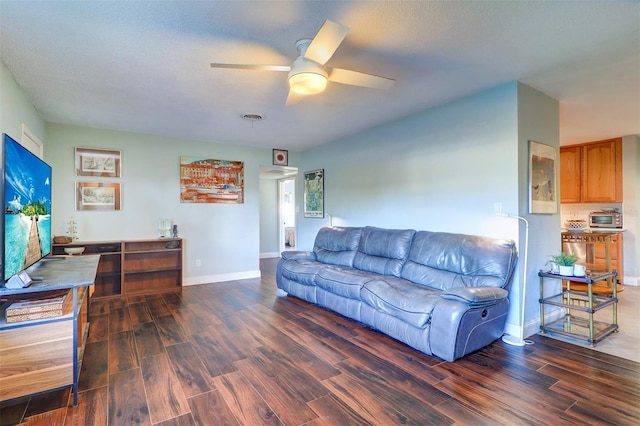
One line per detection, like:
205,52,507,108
494,202,503,214
196,259,201,267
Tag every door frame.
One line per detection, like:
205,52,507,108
278,177,296,252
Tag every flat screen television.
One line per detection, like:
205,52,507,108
2,133,52,283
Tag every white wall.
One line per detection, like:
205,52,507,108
295,81,560,339
45,123,270,285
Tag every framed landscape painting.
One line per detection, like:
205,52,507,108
76,182,121,211
304,169,324,218
529,140,557,214
75,147,121,178
180,157,244,204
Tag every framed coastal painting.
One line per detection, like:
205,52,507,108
179,156,244,204
529,140,557,214
75,147,121,178
304,169,324,218
76,182,121,211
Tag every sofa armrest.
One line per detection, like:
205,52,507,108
441,287,508,307
281,251,316,261
430,289,510,361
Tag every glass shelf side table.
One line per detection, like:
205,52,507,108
538,269,618,346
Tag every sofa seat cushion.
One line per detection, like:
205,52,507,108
279,259,325,286
361,278,441,328
315,266,379,299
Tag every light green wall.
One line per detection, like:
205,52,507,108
259,178,279,256
296,82,521,245
516,82,561,336
622,134,639,284
45,123,271,285
0,60,45,149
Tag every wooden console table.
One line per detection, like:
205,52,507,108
0,255,99,406
52,238,183,298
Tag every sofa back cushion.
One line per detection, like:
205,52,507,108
313,226,363,267
401,231,517,290
353,226,416,277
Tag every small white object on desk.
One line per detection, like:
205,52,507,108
64,247,85,255
573,264,586,276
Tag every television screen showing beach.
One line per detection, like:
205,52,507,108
3,135,51,280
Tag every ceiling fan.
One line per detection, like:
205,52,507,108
210,20,395,105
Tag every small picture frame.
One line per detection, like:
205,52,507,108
75,147,121,178
76,182,121,211
272,149,288,166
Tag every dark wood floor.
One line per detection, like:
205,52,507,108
2,258,639,425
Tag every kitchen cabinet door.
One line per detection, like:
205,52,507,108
594,234,623,282
581,139,622,202
560,146,581,203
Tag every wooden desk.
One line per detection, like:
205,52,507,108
0,256,99,405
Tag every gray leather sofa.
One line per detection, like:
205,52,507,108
276,226,518,361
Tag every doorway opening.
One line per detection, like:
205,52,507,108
280,178,296,252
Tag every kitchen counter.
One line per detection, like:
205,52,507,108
561,229,625,234
561,232,623,294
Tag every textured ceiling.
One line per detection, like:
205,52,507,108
1,1,638,151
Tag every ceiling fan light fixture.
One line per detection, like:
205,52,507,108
288,57,328,95
289,71,328,95
289,71,327,95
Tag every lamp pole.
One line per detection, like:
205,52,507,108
498,213,530,346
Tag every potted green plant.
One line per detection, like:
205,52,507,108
549,252,579,276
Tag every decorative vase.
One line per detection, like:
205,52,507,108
558,265,574,276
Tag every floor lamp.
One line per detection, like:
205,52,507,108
498,212,530,347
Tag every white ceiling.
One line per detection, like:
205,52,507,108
1,1,638,151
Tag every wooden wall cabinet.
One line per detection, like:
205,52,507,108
560,138,622,203
52,238,183,298
559,146,581,203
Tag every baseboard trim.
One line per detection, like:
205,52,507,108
184,270,261,286
260,252,280,259
503,306,564,340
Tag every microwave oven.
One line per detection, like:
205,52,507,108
589,210,622,228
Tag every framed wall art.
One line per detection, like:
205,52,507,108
75,147,121,178
76,182,121,211
529,140,558,214
304,169,324,218
272,149,288,166
180,157,244,204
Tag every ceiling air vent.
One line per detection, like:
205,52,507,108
241,113,265,121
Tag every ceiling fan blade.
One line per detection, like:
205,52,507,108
304,20,349,65
328,68,395,90
285,90,303,106
210,63,291,72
